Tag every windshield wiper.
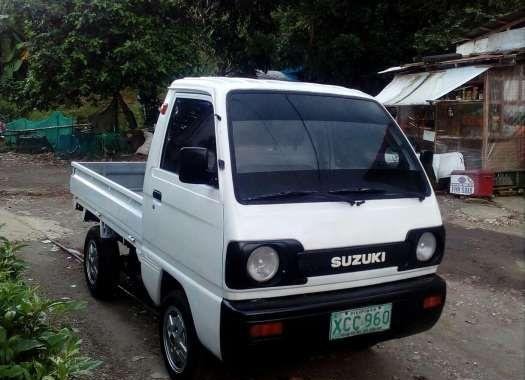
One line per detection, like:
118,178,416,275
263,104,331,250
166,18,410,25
244,190,360,205
386,191,427,201
244,190,318,201
329,188,427,202
328,187,387,195
244,188,426,205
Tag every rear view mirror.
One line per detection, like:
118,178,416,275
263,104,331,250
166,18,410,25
384,147,400,167
179,147,210,185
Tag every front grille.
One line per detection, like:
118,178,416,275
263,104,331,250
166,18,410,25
297,241,409,277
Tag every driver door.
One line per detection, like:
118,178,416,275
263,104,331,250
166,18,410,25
142,93,223,288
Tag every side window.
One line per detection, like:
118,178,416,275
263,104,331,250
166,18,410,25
160,97,217,179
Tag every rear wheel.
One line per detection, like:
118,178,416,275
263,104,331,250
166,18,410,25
160,291,200,379
83,225,120,299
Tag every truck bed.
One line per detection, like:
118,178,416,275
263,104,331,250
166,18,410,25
70,161,145,245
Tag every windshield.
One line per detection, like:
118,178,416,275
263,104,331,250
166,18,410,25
227,91,431,204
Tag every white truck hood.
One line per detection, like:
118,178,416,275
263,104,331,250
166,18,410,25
228,196,442,250
223,195,443,300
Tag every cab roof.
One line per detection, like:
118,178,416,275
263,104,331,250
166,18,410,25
169,76,372,100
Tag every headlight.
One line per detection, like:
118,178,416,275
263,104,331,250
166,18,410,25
416,232,437,261
246,246,279,282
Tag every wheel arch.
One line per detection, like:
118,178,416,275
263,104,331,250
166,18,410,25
156,268,223,359
160,270,186,302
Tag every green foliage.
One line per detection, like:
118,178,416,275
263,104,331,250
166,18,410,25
17,0,204,127
271,0,523,94
0,0,28,120
0,235,25,281
0,97,21,122
412,1,525,53
180,0,278,75
0,232,100,380
0,0,28,81
2,0,523,118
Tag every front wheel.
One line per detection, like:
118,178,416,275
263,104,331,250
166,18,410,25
160,291,200,379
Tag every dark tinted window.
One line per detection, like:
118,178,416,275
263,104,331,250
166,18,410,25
230,93,416,173
228,92,429,203
161,98,216,176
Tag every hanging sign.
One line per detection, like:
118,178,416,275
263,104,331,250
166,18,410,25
450,174,475,195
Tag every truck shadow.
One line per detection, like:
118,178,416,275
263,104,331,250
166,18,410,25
192,342,389,380
109,286,397,380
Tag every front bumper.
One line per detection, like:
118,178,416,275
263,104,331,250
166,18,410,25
220,274,445,360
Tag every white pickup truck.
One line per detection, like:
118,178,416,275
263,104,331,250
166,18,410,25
70,77,446,379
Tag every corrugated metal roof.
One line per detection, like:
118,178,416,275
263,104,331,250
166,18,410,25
374,72,430,105
375,66,490,106
377,52,518,75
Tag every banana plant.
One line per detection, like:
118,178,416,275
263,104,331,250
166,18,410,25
0,11,28,80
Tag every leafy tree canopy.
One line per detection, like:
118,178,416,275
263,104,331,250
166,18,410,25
16,0,205,126
180,0,278,75
1,0,522,125
272,0,523,94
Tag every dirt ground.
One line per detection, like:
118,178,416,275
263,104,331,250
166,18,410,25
0,152,524,380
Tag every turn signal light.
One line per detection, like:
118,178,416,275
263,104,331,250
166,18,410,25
249,322,283,338
423,295,443,309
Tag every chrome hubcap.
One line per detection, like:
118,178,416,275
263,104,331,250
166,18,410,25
163,306,188,373
86,241,99,285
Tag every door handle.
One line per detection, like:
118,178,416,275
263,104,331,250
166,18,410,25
153,190,162,202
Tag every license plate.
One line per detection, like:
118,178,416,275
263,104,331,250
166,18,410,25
329,303,392,340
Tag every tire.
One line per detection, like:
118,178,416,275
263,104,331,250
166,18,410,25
160,290,200,379
83,225,120,299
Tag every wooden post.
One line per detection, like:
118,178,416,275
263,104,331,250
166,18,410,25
482,71,490,169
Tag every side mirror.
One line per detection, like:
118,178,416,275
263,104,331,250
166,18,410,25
179,147,211,185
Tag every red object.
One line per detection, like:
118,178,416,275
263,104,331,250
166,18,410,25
451,169,494,197
159,103,168,115
249,322,284,338
423,294,443,309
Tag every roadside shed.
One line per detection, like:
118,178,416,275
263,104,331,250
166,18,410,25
376,10,525,188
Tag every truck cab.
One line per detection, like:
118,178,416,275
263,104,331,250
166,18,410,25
71,77,446,379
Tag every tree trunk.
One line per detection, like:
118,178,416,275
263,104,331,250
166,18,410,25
113,94,119,132
117,93,138,130
138,85,160,131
